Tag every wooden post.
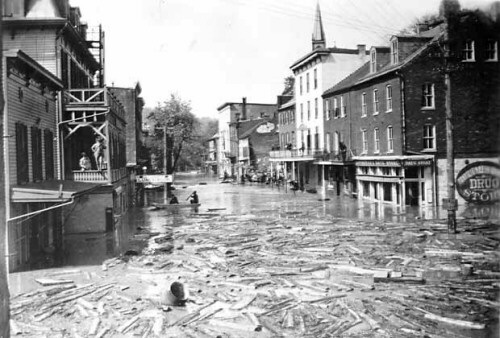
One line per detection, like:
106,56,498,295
0,6,12,337
163,125,168,204
444,14,457,233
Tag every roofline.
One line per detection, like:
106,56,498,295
217,102,277,111
4,49,64,89
290,47,367,70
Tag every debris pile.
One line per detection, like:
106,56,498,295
10,213,499,337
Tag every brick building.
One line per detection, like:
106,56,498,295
322,8,500,209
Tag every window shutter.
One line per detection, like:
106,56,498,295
16,123,29,184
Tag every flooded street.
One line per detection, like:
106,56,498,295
8,173,500,337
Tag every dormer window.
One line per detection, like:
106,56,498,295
486,39,498,61
462,40,475,61
391,39,398,64
370,49,377,73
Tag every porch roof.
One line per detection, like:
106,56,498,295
12,180,102,203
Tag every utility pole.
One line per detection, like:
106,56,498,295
0,5,12,337
443,7,457,233
163,125,168,204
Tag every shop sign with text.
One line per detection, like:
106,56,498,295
456,161,500,203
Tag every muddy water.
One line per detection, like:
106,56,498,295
53,173,498,269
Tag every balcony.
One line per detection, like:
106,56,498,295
270,148,322,160
316,149,356,164
63,87,125,123
70,168,127,183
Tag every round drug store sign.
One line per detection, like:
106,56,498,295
456,161,500,203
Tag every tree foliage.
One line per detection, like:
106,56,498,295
147,94,195,173
282,75,295,95
144,95,218,173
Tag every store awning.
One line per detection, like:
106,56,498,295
12,180,102,203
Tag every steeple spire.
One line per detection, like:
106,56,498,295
312,1,326,50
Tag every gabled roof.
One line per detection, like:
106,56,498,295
323,62,370,97
290,47,366,70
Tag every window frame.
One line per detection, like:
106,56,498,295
325,99,330,120
373,89,379,115
300,103,304,121
374,128,380,153
422,83,435,109
386,85,392,112
300,76,303,95
307,101,311,120
391,39,398,64
370,49,376,73
333,97,339,118
314,68,318,89
387,125,394,153
423,125,436,151
462,39,475,62
314,98,318,119
306,73,310,92
486,39,498,61
361,92,367,117
361,129,368,154
340,95,346,118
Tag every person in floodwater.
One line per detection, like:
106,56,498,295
169,194,179,204
188,191,199,204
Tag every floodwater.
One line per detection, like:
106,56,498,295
42,173,500,269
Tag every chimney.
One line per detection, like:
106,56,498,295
416,23,429,34
357,44,366,57
242,97,247,120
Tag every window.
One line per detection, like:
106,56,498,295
361,129,368,153
16,123,29,184
300,103,304,121
325,99,330,120
422,83,435,108
373,89,379,114
391,39,398,64
423,125,436,150
307,101,310,120
370,49,376,73
314,98,318,119
300,76,303,95
44,130,54,180
325,132,331,152
333,98,339,118
314,127,319,149
463,40,475,61
314,69,318,89
486,39,498,61
374,128,380,153
333,131,339,152
361,93,367,117
387,126,394,153
306,73,310,92
340,95,346,117
386,85,392,112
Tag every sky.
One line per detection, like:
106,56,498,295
70,0,493,118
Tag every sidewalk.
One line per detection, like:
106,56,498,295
9,208,500,337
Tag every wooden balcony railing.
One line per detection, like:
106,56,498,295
70,168,127,183
64,87,125,122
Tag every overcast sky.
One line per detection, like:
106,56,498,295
71,0,493,118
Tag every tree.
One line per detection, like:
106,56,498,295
0,7,11,338
147,94,196,174
282,75,295,96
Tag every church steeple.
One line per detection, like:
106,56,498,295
312,1,326,50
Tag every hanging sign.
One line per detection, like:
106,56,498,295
456,161,500,204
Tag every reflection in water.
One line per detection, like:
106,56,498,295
46,173,498,269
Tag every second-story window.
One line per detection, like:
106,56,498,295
314,68,318,89
306,73,310,92
300,103,304,121
314,98,318,119
423,125,436,150
387,126,394,153
386,85,392,112
361,93,367,117
340,95,346,117
325,99,330,120
486,39,498,61
361,129,368,154
307,101,310,120
333,98,339,118
463,40,475,61
374,128,380,153
300,76,303,95
373,89,379,114
422,83,435,109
